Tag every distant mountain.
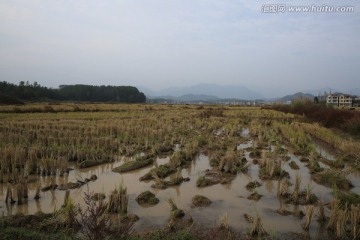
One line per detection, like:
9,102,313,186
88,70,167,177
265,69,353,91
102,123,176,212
302,87,360,97
141,83,264,100
177,94,218,102
137,86,157,97
346,88,360,96
147,93,218,102
302,87,340,96
276,92,314,102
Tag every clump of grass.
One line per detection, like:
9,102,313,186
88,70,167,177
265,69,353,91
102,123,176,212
246,181,262,191
302,205,315,230
306,158,323,174
169,151,187,168
317,200,326,222
289,161,299,170
247,190,262,201
336,209,348,239
112,156,154,173
244,211,266,237
196,171,222,187
139,164,176,181
219,213,230,231
292,173,301,202
313,169,353,190
259,158,289,180
350,204,360,240
196,176,208,187
277,179,290,197
192,195,212,207
319,157,344,169
218,150,248,174
136,191,159,205
305,183,314,203
151,172,167,189
108,184,128,215
328,199,340,231
333,188,360,206
167,198,184,219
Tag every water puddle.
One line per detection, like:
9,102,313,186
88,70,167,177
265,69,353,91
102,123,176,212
313,140,336,161
240,128,250,137
0,144,358,238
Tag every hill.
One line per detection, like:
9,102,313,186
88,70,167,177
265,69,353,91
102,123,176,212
275,92,314,102
140,83,264,100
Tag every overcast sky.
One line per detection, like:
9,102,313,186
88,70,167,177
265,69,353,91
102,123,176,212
0,0,359,97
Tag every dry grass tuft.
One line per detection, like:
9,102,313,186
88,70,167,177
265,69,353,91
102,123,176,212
303,205,315,230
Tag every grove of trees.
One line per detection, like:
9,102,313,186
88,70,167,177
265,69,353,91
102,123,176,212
0,81,146,104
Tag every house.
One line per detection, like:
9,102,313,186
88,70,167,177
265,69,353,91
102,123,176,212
326,93,356,107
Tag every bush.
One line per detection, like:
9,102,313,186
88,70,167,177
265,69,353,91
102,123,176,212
272,102,360,136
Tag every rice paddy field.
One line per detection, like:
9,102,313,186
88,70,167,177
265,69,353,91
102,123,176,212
0,103,359,239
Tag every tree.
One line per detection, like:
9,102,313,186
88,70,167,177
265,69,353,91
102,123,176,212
314,97,319,104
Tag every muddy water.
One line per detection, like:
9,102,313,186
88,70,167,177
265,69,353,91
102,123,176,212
314,142,336,161
312,140,360,195
0,141,359,238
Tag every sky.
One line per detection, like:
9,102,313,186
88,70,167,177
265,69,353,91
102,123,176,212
0,0,359,98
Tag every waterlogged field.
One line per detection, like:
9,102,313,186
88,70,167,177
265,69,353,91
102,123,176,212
0,103,359,239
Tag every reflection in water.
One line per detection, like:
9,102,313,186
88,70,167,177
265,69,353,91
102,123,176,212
5,203,13,216
50,190,58,210
265,180,274,194
316,222,326,240
35,199,42,213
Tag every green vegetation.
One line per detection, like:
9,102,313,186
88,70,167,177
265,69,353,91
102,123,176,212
0,227,74,240
312,169,353,190
140,164,177,181
113,156,154,173
333,188,360,206
191,195,212,207
0,81,146,104
136,191,159,205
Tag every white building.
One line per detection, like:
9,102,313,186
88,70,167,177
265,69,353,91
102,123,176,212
326,93,354,107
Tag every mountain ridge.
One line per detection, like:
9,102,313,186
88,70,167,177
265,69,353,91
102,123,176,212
139,83,264,100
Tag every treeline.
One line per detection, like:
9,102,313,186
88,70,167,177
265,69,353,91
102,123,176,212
0,81,146,104
272,101,360,136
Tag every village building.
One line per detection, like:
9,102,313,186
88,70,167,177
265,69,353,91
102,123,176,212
326,93,356,107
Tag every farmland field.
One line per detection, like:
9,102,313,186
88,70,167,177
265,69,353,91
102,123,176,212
0,103,359,239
